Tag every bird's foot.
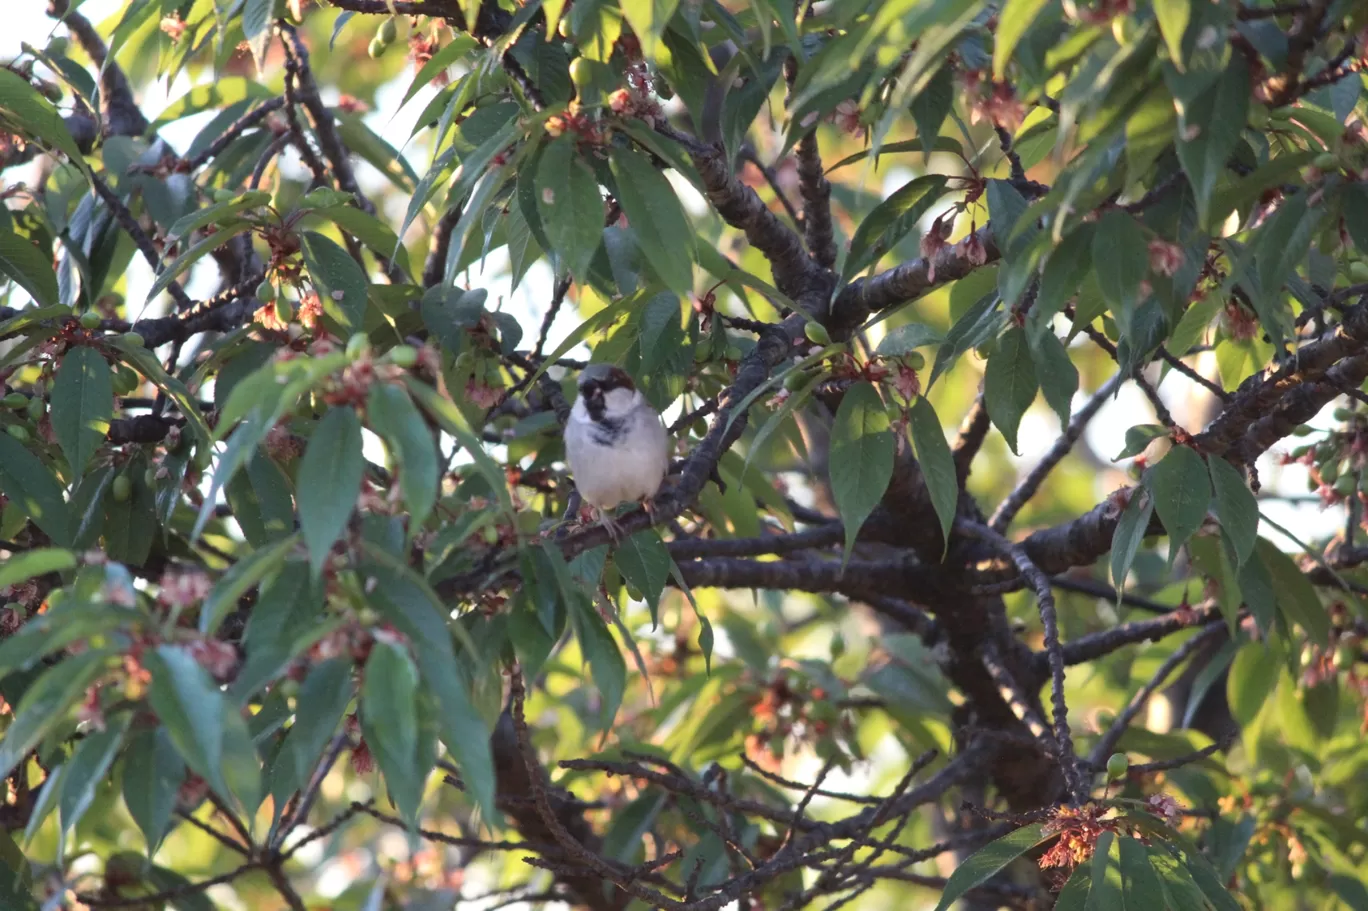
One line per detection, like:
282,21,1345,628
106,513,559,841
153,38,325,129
595,507,624,543
640,495,658,521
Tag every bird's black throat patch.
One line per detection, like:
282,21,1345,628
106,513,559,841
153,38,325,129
588,413,626,447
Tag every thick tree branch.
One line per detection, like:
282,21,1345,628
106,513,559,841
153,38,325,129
830,225,1000,338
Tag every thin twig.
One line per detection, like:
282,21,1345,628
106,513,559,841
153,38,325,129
1088,622,1228,767
990,373,1123,531
957,519,1085,803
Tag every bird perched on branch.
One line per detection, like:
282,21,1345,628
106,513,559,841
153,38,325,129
564,364,669,541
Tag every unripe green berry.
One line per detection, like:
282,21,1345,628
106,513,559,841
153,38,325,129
2,392,27,410
804,322,832,345
1334,643,1356,670
368,36,387,58
1292,424,1313,436
144,467,158,487
6,425,29,442
1106,753,1129,780
905,351,926,370
516,508,542,535
274,298,294,325
80,311,101,330
255,281,276,303
122,332,145,348
346,333,370,358
388,344,418,368
111,475,132,502
112,367,139,396
1335,474,1357,496
378,16,398,43
1351,262,1368,283
1334,407,1354,421
783,370,808,392
1314,152,1340,170
26,396,44,422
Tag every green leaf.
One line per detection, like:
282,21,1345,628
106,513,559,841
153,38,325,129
929,290,1002,388
907,395,957,555
298,407,365,576
282,658,354,792
122,728,185,855
536,136,604,280
1175,58,1249,226
362,639,425,824
1054,863,1093,911
1111,490,1154,596
102,454,157,566
1255,538,1330,646
0,431,74,546
313,204,415,281
1114,424,1169,461
620,0,680,60
742,369,827,481
1185,852,1242,911
876,322,944,357
0,650,106,781
1149,845,1212,910
1088,830,1122,911
932,823,1047,911
570,596,627,727
993,0,1052,79
403,377,513,516
360,549,496,822
0,67,89,172
144,221,253,304
0,228,60,307
150,78,274,130
145,645,229,799
1092,210,1149,335
200,534,297,635
1119,835,1168,909
1227,638,1281,727
609,147,694,294
165,191,270,243
638,291,685,375
984,326,1038,454
50,346,113,474
301,231,370,334
1154,0,1192,68
911,64,955,156
367,384,439,537
829,382,895,561
616,528,671,626
0,548,75,590
1030,329,1079,426
842,174,949,282
1208,457,1257,567
59,715,130,835
1143,445,1210,556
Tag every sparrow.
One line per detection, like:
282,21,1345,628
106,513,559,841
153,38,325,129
564,364,670,541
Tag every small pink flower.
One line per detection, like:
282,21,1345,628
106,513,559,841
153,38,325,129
895,364,921,401
159,569,212,609
1148,240,1184,277
1146,793,1182,826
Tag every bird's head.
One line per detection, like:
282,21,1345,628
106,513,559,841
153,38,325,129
577,364,638,420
